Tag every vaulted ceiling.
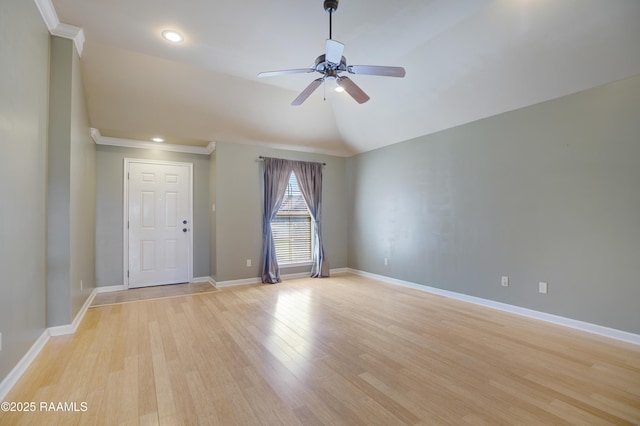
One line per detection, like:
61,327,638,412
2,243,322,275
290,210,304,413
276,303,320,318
51,0,640,156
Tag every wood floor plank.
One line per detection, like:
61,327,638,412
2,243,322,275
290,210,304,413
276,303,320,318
2,274,639,425
149,320,176,420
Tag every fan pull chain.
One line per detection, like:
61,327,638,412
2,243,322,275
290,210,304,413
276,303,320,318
323,79,326,101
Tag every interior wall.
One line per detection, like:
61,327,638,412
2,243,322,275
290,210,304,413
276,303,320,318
214,142,348,282
47,37,96,327
47,36,73,327
347,75,640,334
0,0,49,381
95,146,210,286
69,41,97,317
209,152,217,280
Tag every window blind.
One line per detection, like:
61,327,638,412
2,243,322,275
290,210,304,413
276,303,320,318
272,172,312,263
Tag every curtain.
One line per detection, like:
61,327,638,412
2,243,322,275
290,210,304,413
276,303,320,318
261,158,292,283
292,160,330,278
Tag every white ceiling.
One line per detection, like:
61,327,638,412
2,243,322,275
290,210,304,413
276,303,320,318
51,0,640,156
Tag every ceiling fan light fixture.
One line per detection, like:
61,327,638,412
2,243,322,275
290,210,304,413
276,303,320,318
335,86,345,93
161,30,183,43
152,137,165,143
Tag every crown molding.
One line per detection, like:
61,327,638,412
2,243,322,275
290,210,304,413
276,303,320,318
91,128,216,155
52,24,85,56
206,142,217,154
33,0,57,30
34,0,84,56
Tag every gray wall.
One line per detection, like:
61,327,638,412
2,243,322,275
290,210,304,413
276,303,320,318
347,75,640,334
47,37,73,327
0,0,49,381
47,37,96,327
214,142,348,282
209,152,217,279
69,41,97,319
95,146,210,286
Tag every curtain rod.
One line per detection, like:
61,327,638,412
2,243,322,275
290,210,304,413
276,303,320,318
258,156,326,166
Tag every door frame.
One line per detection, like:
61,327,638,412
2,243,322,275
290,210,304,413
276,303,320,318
123,158,194,289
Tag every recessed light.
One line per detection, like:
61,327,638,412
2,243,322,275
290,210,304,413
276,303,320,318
152,137,164,143
335,86,345,93
161,30,183,43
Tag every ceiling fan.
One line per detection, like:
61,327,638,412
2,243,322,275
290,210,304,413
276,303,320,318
258,0,406,106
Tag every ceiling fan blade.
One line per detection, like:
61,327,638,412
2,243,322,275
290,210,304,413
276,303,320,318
258,68,314,78
325,39,344,64
337,77,370,104
348,65,406,78
291,78,324,106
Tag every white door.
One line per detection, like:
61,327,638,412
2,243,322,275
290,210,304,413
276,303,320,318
126,160,192,288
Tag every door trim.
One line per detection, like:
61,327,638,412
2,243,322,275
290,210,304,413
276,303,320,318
123,158,194,289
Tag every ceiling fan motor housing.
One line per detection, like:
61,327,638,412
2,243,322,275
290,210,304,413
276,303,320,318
314,54,347,75
324,0,339,13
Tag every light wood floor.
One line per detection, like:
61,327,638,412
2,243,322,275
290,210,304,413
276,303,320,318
3,274,639,425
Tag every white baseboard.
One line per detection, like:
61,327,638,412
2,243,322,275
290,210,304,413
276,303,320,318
96,285,125,293
0,329,50,401
1,288,99,398
215,277,261,288
49,288,98,336
215,268,349,288
192,276,217,287
347,268,640,346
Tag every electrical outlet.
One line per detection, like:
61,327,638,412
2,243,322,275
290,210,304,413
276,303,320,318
246,259,251,267
80,280,83,291
539,281,548,294
0,332,3,351
501,276,509,287
384,258,388,266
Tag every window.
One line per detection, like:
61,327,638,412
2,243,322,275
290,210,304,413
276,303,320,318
272,172,312,264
